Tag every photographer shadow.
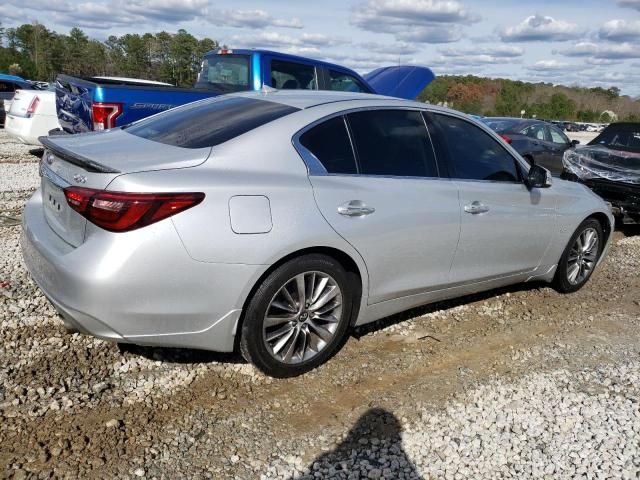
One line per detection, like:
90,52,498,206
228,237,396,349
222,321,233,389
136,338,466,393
293,408,422,479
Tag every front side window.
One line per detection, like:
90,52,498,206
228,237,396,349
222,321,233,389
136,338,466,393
328,70,369,93
0,82,15,93
347,110,438,177
299,117,358,174
125,97,299,149
431,113,520,182
522,124,546,141
271,60,317,90
548,126,570,145
195,54,250,93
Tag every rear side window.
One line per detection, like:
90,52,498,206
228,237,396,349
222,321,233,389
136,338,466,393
271,60,317,90
125,97,299,149
431,113,520,182
195,54,250,93
328,70,370,93
299,117,357,174
347,110,438,177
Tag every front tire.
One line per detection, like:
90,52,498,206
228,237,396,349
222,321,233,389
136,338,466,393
553,218,603,293
239,254,355,378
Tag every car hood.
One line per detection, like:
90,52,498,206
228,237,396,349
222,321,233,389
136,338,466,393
364,66,435,100
40,128,211,175
563,145,640,185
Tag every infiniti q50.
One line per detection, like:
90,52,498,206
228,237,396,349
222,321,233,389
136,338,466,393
22,91,613,377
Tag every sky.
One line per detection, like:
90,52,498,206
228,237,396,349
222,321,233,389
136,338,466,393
2,0,640,96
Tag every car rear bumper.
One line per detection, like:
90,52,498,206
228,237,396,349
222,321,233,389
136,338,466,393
5,114,58,146
21,189,267,352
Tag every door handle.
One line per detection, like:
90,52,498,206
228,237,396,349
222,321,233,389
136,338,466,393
464,201,489,214
338,200,375,217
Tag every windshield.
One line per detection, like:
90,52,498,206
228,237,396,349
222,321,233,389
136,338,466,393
589,123,640,153
195,54,251,93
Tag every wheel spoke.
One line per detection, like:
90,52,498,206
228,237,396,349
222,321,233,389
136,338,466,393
310,286,340,312
295,274,306,309
311,276,329,303
272,327,296,355
583,230,596,253
298,327,309,360
266,323,294,342
271,299,296,314
313,314,340,324
567,262,580,283
264,314,296,328
282,327,301,363
280,286,298,311
308,320,333,343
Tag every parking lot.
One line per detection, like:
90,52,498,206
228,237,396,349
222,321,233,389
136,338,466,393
1,129,639,479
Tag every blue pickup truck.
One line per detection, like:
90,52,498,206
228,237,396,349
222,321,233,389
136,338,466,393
55,49,435,133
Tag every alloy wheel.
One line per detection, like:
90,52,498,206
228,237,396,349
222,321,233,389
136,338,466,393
262,271,343,364
566,227,599,285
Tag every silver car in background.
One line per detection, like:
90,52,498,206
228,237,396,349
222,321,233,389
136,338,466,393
22,91,613,377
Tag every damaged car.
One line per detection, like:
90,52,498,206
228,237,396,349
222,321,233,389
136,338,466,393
562,122,640,224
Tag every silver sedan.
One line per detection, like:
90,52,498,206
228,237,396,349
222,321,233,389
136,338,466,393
22,91,613,377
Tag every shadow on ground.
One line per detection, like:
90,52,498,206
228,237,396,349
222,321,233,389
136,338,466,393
119,280,549,366
291,408,422,480
117,343,245,365
351,280,548,340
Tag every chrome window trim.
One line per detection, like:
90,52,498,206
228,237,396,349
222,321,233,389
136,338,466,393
292,104,533,185
292,105,444,180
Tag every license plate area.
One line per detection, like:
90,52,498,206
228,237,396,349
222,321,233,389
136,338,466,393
42,177,86,247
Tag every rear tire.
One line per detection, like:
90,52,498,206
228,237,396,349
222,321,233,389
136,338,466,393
239,254,354,378
553,218,603,293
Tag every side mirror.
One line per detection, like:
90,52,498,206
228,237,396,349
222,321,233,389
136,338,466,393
526,164,552,189
571,139,580,147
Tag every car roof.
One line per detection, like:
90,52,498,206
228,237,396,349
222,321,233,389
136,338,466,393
227,89,414,109
0,73,27,83
204,49,363,75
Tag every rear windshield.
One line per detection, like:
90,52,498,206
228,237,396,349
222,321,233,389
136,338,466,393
195,54,251,93
481,119,517,133
589,124,640,153
124,96,299,149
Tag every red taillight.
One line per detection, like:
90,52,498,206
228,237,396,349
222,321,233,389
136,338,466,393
26,96,40,118
63,187,204,232
499,134,513,144
91,102,123,131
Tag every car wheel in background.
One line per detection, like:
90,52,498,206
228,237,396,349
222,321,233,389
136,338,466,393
553,218,603,293
239,254,355,377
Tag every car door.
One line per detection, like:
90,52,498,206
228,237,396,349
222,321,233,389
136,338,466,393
427,112,556,284
546,125,572,175
296,109,460,304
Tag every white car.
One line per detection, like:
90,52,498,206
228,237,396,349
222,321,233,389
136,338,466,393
5,87,61,146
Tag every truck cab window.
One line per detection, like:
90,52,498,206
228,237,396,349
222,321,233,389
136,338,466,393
271,60,317,90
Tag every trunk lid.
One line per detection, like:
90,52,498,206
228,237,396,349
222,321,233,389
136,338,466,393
39,130,211,246
364,66,436,100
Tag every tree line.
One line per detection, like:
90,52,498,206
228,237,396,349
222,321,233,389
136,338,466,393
2,22,639,121
419,75,640,122
0,23,218,87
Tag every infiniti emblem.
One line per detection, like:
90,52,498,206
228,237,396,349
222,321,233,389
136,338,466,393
73,174,87,184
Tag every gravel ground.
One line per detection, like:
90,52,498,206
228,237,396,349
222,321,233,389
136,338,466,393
0,129,639,479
